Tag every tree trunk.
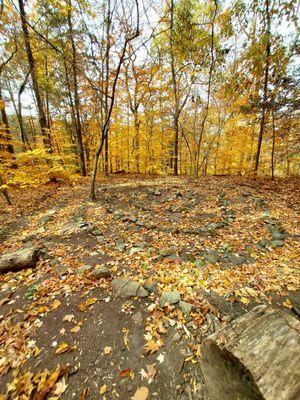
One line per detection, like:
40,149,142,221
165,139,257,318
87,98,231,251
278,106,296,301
201,305,300,400
0,247,39,273
271,110,276,180
254,0,271,173
0,83,14,154
169,0,179,176
18,0,49,148
0,174,12,205
67,0,86,176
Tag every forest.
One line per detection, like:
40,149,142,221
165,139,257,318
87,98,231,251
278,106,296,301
0,0,299,399
0,0,299,199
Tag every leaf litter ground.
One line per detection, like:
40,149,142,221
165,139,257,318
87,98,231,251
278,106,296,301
0,176,299,399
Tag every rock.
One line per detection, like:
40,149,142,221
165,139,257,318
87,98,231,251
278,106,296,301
159,291,181,307
179,301,193,315
129,247,143,255
89,266,112,279
154,190,162,196
258,239,270,248
271,240,284,247
90,228,102,236
40,215,52,225
136,220,144,227
158,246,177,259
242,192,250,197
271,231,286,240
128,215,137,223
76,265,93,274
143,282,158,294
112,278,148,298
116,242,126,252
0,247,39,274
59,221,83,235
201,306,300,400
132,311,143,325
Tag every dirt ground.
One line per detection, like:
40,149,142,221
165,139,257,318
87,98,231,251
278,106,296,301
0,175,299,399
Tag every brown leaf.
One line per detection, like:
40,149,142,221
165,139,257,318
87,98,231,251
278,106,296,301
120,368,131,378
80,387,88,400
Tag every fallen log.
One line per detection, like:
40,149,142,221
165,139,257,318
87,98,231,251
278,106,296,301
0,247,39,274
201,305,300,400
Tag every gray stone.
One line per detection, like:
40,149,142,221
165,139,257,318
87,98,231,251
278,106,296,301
154,190,162,196
271,231,286,240
89,266,112,279
112,278,148,298
116,242,126,252
90,228,102,236
179,301,193,315
143,282,158,294
159,291,181,307
271,240,284,247
40,215,52,225
132,311,143,325
159,247,177,258
129,246,143,255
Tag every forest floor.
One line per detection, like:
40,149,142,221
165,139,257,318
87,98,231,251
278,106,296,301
0,175,299,400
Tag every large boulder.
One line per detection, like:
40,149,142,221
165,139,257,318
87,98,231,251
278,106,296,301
201,305,300,400
0,247,39,274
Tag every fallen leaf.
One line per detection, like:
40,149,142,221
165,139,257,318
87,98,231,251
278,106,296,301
140,364,156,384
35,366,61,400
78,298,97,311
63,314,74,322
156,354,164,363
99,384,107,395
51,299,61,310
143,340,162,355
120,368,131,378
80,387,88,400
0,296,11,306
70,326,81,333
103,346,112,355
283,299,292,308
55,343,74,355
132,387,149,400
53,377,68,396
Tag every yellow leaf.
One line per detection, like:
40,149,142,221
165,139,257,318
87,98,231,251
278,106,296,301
70,326,81,333
99,384,107,395
55,343,74,355
103,346,112,355
240,297,250,305
143,340,162,355
51,299,61,310
283,299,292,309
78,298,97,311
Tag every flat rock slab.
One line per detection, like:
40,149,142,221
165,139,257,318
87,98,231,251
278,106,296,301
112,278,148,298
159,291,181,307
0,247,39,274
